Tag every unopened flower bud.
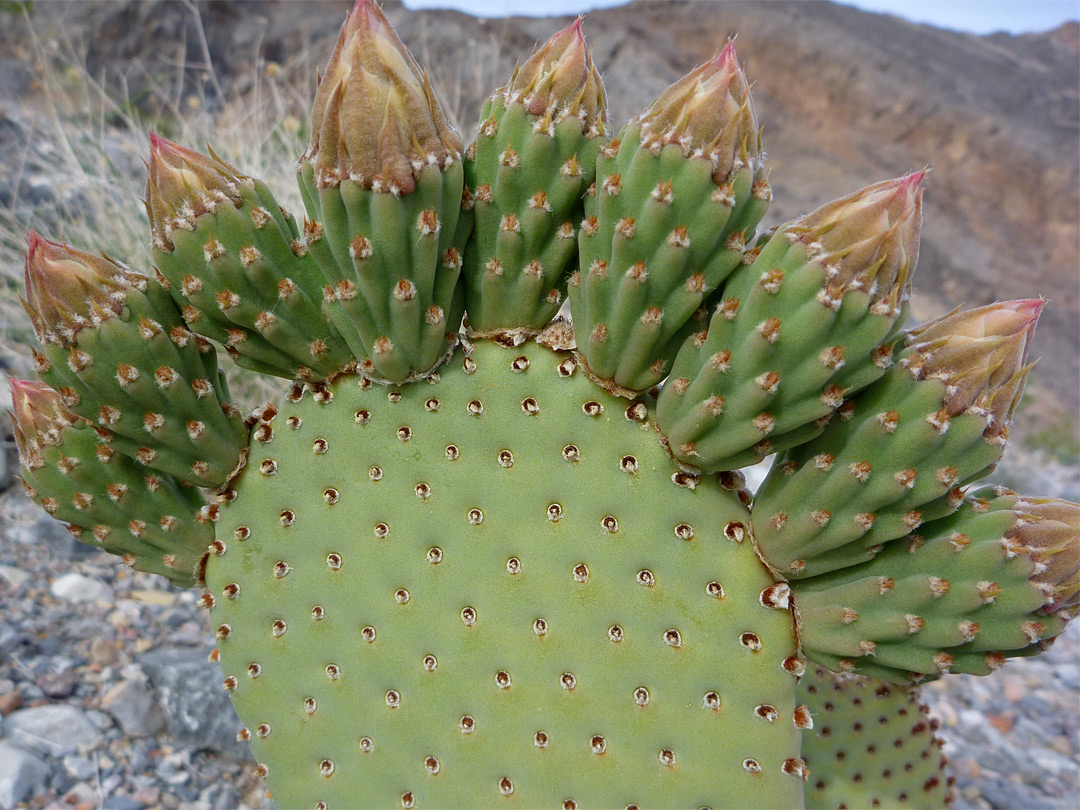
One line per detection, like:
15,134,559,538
507,17,606,130
1009,497,1080,617
638,41,759,183
23,232,128,346
304,0,462,193
905,300,1042,429
145,132,247,251
8,379,75,470
790,172,925,311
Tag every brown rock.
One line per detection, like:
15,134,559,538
132,786,160,805
1002,677,1025,703
0,689,22,715
987,711,1016,733
38,669,80,699
90,638,120,667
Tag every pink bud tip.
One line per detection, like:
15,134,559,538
897,170,927,193
350,0,376,16
26,230,45,254
9,378,36,399
1003,298,1045,324
718,40,738,66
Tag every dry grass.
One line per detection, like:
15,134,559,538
0,2,325,407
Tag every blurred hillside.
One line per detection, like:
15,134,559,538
1,0,1077,448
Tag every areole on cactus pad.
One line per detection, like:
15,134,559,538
8,1,1079,808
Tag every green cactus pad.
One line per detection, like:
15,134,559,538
33,271,248,488
569,118,769,394
19,419,213,585
791,494,1071,682
149,140,356,382
461,94,603,332
206,340,805,809
297,162,464,383
752,357,1005,580
656,228,907,472
799,665,952,810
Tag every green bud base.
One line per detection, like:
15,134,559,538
792,496,1067,682
20,420,212,585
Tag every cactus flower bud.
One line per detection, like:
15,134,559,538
788,172,925,314
8,379,75,470
145,132,247,251
23,232,129,346
304,0,462,193
637,41,759,183
904,299,1042,432
507,17,606,131
1008,497,1080,617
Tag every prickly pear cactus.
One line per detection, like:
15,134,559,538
9,2,1080,808
798,665,953,809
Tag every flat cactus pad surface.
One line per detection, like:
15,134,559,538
207,339,804,809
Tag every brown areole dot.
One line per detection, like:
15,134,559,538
724,521,745,541
741,632,762,651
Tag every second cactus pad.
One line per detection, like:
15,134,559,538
206,340,805,809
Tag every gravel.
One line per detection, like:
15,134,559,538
0,494,271,810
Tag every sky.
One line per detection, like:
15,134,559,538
401,0,1080,35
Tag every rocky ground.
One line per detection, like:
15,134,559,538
0,493,272,810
